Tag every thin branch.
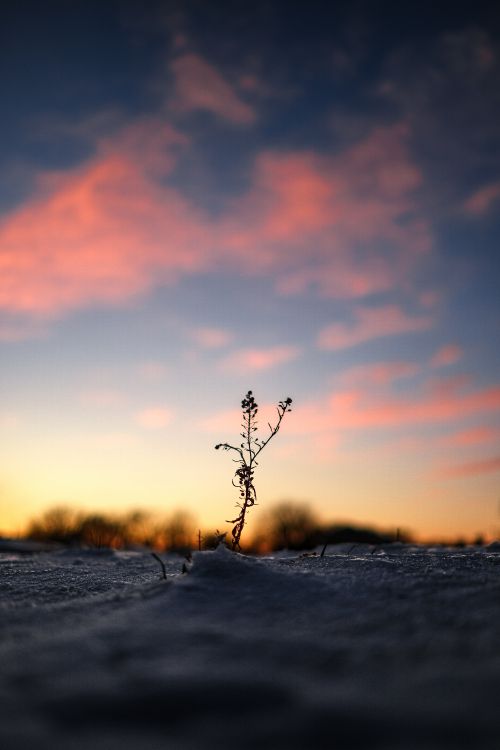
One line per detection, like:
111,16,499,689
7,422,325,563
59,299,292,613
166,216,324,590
151,552,167,580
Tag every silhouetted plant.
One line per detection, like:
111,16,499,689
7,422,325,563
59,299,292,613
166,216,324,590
215,390,292,551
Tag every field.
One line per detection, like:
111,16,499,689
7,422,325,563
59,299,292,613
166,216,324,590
1,543,500,749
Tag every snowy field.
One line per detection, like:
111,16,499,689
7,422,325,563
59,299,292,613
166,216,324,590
1,543,500,749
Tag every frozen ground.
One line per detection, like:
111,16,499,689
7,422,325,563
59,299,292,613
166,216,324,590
1,543,500,749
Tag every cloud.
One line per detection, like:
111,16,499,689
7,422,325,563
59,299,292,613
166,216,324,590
419,290,442,309
202,377,500,473
219,123,431,298
430,344,463,368
0,120,210,318
443,426,500,446
337,361,420,387
317,305,433,350
0,116,432,332
169,53,256,124
437,455,500,479
220,345,300,373
463,181,500,216
285,379,500,436
190,327,233,349
135,407,173,430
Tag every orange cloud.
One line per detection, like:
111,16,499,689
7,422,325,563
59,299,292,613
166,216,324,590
317,305,433,350
220,345,300,373
169,53,256,124
464,181,500,216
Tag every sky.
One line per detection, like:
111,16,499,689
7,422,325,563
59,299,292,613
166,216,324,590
1,0,500,541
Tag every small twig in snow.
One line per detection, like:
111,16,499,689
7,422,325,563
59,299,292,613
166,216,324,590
151,552,167,580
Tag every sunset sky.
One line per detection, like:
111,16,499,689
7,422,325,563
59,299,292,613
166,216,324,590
1,0,499,541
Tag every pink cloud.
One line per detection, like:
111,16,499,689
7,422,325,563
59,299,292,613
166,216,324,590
0,121,210,317
317,305,433,350
430,344,463,368
0,118,432,329
464,181,500,216
190,327,233,349
437,455,500,479
202,378,500,477
169,53,256,124
135,407,173,429
442,426,500,446
220,345,300,373
286,380,500,436
219,124,431,298
338,361,420,387
419,290,443,309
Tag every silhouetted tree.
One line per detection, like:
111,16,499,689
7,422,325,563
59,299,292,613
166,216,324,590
160,510,195,553
79,514,125,548
258,500,319,550
27,506,80,544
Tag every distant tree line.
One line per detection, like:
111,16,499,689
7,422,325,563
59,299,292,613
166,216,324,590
26,507,197,553
25,500,412,553
249,501,412,551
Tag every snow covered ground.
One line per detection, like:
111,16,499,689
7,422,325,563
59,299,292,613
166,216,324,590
1,543,500,749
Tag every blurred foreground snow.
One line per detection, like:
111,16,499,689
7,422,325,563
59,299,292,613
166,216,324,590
1,543,500,749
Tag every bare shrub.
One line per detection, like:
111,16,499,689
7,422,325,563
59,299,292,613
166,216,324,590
160,510,196,553
257,500,320,551
78,514,125,549
27,506,80,544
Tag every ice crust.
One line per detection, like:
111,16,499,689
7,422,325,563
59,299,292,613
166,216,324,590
1,544,500,749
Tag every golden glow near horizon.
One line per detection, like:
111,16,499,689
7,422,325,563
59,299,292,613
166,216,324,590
1,5,499,543
1,399,499,541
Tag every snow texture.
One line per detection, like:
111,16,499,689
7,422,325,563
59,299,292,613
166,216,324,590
1,543,500,749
